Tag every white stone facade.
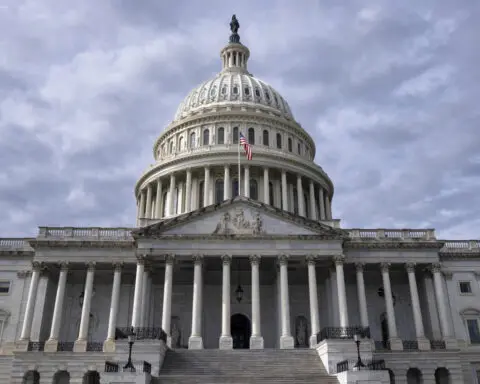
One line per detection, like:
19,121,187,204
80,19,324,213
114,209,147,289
1,17,479,384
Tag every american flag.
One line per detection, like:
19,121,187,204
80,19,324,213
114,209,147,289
239,132,252,160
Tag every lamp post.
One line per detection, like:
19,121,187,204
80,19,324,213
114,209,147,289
353,333,365,370
124,328,136,372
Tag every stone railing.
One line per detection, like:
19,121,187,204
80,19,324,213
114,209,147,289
348,229,436,240
0,238,29,248
441,240,480,251
37,227,134,240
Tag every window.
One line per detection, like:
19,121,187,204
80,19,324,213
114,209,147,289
232,179,239,197
232,127,239,144
265,91,270,102
190,132,196,148
293,187,299,215
217,127,225,144
269,181,274,206
0,282,10,294
255,88,260,97
215,179,224,204
233,85,239,94
263,130,269,146
248,128,255,145
244,87,250,95
288,138,293,152
202,129,210,146
250,179,258,200
459,281,473,294
222,85,227,95
461,308,480,344
298,142,302,154
178,136,184,151
276,133,282,149
169,141,174,154
199,181,205,209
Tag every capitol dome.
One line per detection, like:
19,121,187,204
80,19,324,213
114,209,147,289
135,16,335,226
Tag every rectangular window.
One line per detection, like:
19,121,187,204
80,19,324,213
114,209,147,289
460,281,473,294
0,281,10,294
467,319,480,344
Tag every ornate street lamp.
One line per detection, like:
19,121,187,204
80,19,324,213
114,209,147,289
353,333,365,370
123,328,136,372
235,284,244,303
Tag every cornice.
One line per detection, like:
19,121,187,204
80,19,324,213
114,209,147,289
136,234,344,241
0,250,34,257
344,240,444,250
440,252,480,261
28,240,135,249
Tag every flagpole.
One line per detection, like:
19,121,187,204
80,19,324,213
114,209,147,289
238,133,241,197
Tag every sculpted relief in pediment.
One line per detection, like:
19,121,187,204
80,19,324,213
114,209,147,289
213,208,265,235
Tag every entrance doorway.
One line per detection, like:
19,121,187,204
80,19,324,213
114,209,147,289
231,313,251,349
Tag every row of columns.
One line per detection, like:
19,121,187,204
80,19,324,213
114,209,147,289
137,166,332,221
18,258,453,352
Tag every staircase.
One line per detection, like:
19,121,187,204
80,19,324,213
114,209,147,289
0,356,12,383
154,349,339,384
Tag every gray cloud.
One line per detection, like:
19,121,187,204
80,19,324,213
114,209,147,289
0,0,478,239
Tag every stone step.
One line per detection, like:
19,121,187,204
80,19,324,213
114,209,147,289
153,375,339,384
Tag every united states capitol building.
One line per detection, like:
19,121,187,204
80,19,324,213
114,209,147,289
1,16,479,384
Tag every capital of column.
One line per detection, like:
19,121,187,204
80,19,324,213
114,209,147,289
355,262,365,272
192,254,204,264
221,254,232,265
17,270,31,279
405,262,416,273
32,261,43,272
333,255,345,266
431,262,442,273
165,254,175,265
306,255,317,265
278,254,289,265
59,262,69,271
113,262,123,272
86,262,96,272
136,255,147,265
249,254,261,266
380,262,390,273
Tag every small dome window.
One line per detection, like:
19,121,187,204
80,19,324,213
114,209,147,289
274,94,279,106
210,85,217,97
221,85,227,95
233,85,239,94
255,88,260,97
244,87,250,95
265,91,270,101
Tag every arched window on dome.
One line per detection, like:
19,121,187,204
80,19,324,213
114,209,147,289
232,179,239,198
250,179,258,200
178,136,184,151
203,129,210,146
298,142,302,154
304,192,309,218
244,86,250,95
233,85,239,94
255,88,260,97
293,187,299,215
276,133,282,149
190,132,196,148
215,179,224,204
248,128,255,145
288,138,293,152
265,91,271,103
169,141,174,154
263,130,269,146
198,181,204,209
269,181,274,206
217,127,225,145
232,127,239,144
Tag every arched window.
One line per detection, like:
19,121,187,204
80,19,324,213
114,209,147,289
269,181,274,206
162,191,168,217
276,133,282,149
248,128,255,145
298,142,302,154
293,187,299,215
460,308,480,344
22,370,40,384
263,130,269,146
232,127,239,144
250,179,258,200
217,127,225,144
82,371,100,384
53,370,70,384
190,132,196,148
203,129,210,146
232,179,239,198
288,137,293,152
199,181,205,208
169,141,174,154
434,368,450,384
215,179,224,204
178,136,184,151
304,192,309,218
406,368,423,384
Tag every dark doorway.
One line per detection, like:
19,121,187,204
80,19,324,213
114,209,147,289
231,313,251,349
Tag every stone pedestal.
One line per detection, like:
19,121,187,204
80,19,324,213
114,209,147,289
249,335,264,349
103,338,116,353
280,335,294,349
417,337,431,351
309,335,318,348
444,337,459,350
188,336,203,350
389,337,403,351
219,335,233,349
73,339,87,352
44,339,58,352
337,370,390,384
15,340,29,352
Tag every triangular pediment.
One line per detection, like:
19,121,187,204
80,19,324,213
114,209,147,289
133,197,348,239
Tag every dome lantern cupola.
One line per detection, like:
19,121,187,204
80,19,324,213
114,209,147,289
220,15,250,74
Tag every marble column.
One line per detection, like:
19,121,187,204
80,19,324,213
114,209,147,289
250,255,264,349
334,255,349,328
406,263,430,350
281,170,288,211
219,255,233,349
139,269,150,327
244,166,250,198
103,262,123,352
185,169,192,212
263,167,270,205
432,263,456,348
19,262,42,345
307,255,320,347
44,263,69,352
74,262,96,352
131,256,145,328
162,254,175,347
145,183,153,219
318,188,325,220
155,179,163,219
325,194,331,219
309,181,317,220
189,254,204,349
355,263,369,329
139,190,146,219
279,254,294,349
224,165,231,200
168,173,176,216
297,175,305,217
203,167,210,207
380,263,402,350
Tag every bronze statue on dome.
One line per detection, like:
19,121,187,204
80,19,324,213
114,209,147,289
229,15,241,43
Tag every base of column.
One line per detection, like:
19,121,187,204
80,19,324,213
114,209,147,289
417,337,431,351
280,335,294,349
44,339,58,353
309,335,318,348
188,335,204,349
389,337,403,351
15,339,29,352
166,335,172,348
219,335,233,349
249,335,264,349
103,338,116,353
73,339,87,353
444,337,459,350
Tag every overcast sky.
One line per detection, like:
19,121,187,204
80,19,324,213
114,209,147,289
0,0,479,239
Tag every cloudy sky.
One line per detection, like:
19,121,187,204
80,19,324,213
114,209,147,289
0,0,479,239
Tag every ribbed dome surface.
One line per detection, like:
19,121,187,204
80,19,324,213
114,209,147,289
173,72,294,122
